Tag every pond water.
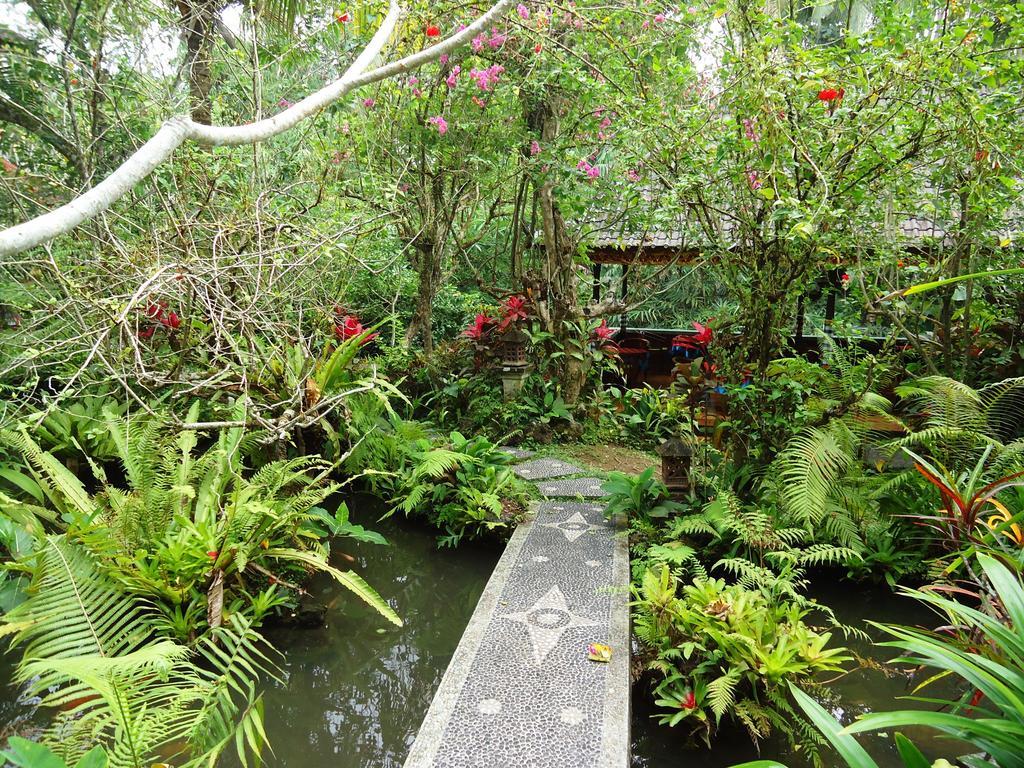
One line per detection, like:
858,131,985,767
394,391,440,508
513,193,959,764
630,581,965,768
253,500,500,767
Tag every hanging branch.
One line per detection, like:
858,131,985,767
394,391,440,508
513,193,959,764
0,0,517,258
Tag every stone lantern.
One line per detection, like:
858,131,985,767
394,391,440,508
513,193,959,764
498,327,530,399
657,436,693,496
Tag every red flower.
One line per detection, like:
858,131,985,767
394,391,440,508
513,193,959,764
207,550,218,559
336,11,351,23
841,272,850,281
967,688,984,712
592,319,615,341
138,326,155,340
817,88,840,102
681,691,696,710
692,321,713,345
145,302,164,319
161,311,181,330
498,295,529,330
426,24,441,37
534,43,542,53
334,314,378,344
463,313,494,340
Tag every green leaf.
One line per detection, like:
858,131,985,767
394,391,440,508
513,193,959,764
789,683,879,768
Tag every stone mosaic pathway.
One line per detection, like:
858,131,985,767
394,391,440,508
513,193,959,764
404,454,630,768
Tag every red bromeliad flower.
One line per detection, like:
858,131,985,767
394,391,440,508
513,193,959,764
426,24,441,37
463,313,494,340
692,321,712,345
592,319,615,342
334,313,378,344
498,295,529,330
681,690,696,710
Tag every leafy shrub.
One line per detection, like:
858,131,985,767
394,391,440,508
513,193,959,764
633,565,850,752
602,468,684,521
387,431,531,546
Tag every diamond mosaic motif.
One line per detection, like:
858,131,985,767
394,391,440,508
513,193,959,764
500,585,600,666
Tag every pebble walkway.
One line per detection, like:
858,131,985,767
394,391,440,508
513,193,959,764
404,452,630,768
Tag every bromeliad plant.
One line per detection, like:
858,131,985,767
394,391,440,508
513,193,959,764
634,565,850,754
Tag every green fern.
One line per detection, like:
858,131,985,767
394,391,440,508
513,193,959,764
5,536,275,768
707,667,742,720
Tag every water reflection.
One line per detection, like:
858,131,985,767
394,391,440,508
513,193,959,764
256,499,499,767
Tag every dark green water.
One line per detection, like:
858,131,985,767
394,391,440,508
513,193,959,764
254,508,500,767
630,583,966,768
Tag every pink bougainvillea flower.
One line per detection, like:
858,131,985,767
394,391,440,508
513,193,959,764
626,168,641,183
577,159,600,179
746,169,762,190
439,53,449,64
472,33,486,52
488,28,508,48
362,97,375,108
445,65,461,89
530,140,541,156
412,87,423,97
469,64,505,91
427,115,449,135
426,24,441,37
463,313,494,340
654,12,666,23
742,117,758,141
472,96,486,108
516,3,530,19
278,97,292,108
408,76,419,86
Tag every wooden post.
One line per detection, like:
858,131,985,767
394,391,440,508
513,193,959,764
620,264,629,332
592,263,602,302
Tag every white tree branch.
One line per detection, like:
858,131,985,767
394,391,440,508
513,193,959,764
0,0,516,257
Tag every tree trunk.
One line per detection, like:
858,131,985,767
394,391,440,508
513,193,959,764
531,92,589,404
177,0,217,125
404,242,443,353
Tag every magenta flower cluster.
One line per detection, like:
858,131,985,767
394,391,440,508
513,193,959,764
469,64,505,91
428,115,448,135
577,159,601,179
